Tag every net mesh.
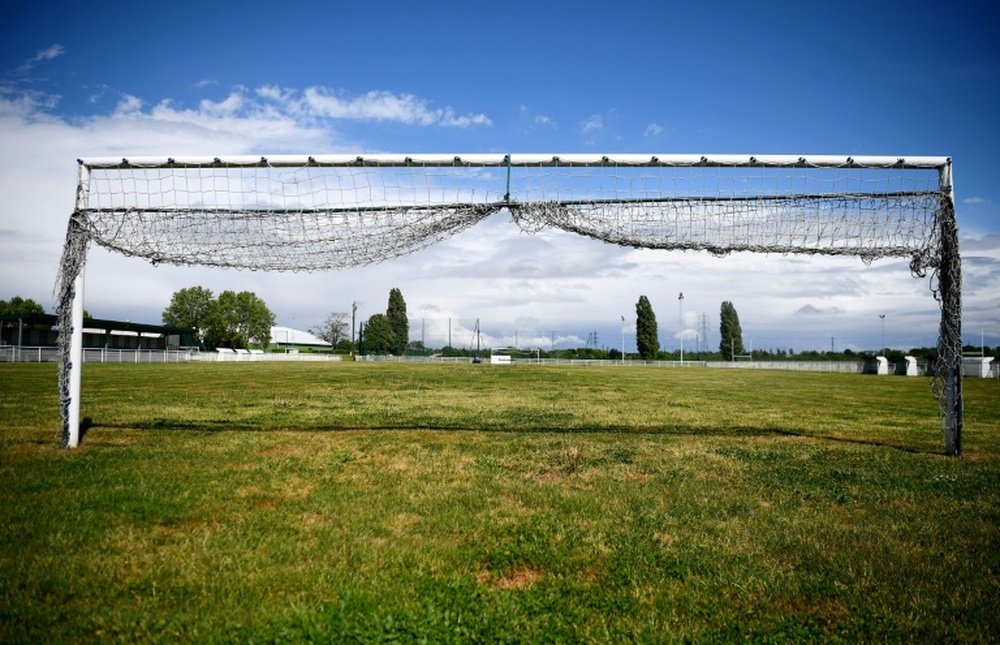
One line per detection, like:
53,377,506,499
55,157,962,451
68,162,943,269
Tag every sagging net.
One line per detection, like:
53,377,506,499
55,157,962,450
63,161,947,270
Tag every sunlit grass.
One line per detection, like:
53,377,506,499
1,362,998,641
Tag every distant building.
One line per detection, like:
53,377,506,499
270,326,331,351
0,314,198,350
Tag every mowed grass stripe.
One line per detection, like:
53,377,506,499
1,362,998,641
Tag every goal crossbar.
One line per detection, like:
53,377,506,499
56,153,963,455
77,153,950,169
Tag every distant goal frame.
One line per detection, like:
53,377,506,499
57,153,963,455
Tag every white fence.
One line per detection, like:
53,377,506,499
4,345,997,377
0,346,193,363
190,350,342,362
0,346,346,363
355,355,869,371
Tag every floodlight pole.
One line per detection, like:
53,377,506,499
880,314,886,355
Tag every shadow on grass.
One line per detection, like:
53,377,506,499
81,418,947,456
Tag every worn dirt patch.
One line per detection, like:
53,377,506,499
478,566,542,590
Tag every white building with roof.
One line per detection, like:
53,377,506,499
270,326,331,350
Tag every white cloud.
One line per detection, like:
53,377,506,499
962,196,987,205
114,94,143,115
256,84,294,103
0,89,61,116
299,87,491,127
198,92,244,117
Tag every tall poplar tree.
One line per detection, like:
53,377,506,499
386,287,409,355
635,295,659,360
719,300,745,360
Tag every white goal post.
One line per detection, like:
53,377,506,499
57,153,963,454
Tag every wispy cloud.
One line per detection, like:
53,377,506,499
292,87,492,127
644,122,664,137
962,196,987,205
581,114,603,133
516,105,557,133
194,79,218,89
15,44,65,74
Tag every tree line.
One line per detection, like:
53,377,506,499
4,291,996,360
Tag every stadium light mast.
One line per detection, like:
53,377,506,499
678,292,684,365
880,314,886,355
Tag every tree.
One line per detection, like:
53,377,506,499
635,295,659,360
0,296,45,318
312,311,349,345
205,290,275,349
162,286,214,340
364,313,395,354
719,300,745,360
386,288,409,355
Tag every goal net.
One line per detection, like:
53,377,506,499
56,154,963,453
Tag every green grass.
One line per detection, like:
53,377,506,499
1,362,998,642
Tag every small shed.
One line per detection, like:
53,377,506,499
864,355,890,375
962,356,994,378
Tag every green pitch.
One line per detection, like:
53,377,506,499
1,363,998,641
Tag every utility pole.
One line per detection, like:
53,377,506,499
699,313,710,355
678,292,684,365
351,301,357,346
620,315,626,364
880,313,886,355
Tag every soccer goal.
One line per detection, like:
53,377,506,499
56,153,963,454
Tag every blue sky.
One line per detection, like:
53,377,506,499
1,0,998,352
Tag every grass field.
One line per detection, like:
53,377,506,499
1,362,998,642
